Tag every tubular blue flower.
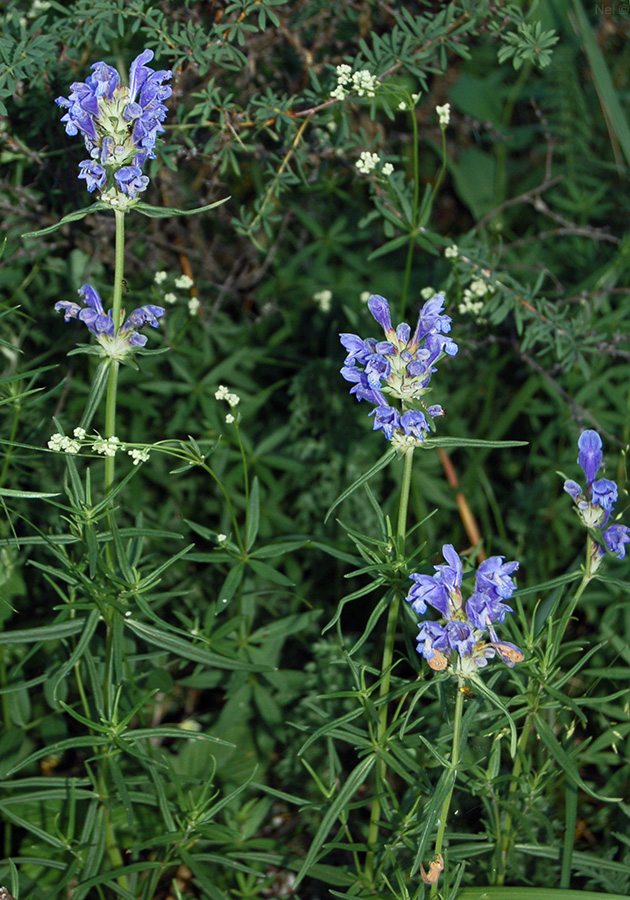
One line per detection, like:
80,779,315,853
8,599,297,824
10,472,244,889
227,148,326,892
55,284,164,358
406,544,463,618
603,524,630,559
445,621,476,657
563,430,628,561
408,544,523,677
474,556,519,601
56,49,171,206
370,403,399,440
466,591,512,630
400,409,429,440
590,478,617,513
367,294,394,335
340,293,457,450
78,160,107,192
577,430,603,486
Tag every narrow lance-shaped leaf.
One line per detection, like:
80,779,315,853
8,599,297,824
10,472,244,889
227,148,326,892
22,202,109,238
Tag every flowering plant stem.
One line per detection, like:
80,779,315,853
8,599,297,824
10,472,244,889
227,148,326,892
101,209,127,886
364,448,414,887
104,209,126,508
430,675,466,898
496,535,594,885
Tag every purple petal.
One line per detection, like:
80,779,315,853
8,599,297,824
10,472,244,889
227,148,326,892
577,430,603,486
367,294,394,334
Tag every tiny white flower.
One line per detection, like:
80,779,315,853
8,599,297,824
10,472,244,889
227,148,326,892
154,271,168,285
216,533,227,543
336,64,352,82
360,291,371,303
64,440,80,455
225,413,235,424
444,244,459,259
215,385,240,407
188,297,200,316
458,292,484,316
93,436,124,457
73,427,87,439
330,85,348,101
128,448,150,465
470,278,489,298
175,274,194,289
420,286,436,300
352,69,379,98
382,162,394,177
163,292,177,305
356,151,380,175
48,433,64,451
313,289,332,312
398,101,407,111
436,103,450,127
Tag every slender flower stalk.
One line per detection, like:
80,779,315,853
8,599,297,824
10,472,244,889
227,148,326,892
498,430,628,884
364,449,415,886
406,544,523,890
104,209,125,502
429,675,465,898
52,51,172,890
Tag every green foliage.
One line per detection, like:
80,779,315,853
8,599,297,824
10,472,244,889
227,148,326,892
0,0,629,898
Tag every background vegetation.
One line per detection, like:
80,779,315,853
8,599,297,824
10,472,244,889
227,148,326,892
0,0,630,898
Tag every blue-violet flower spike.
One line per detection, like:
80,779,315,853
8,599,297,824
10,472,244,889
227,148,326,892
56,49,172,208
408,544,523,677
339,292,457,452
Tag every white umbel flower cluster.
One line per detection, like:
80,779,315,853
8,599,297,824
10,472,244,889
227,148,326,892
436,103,450,127
331,64,379,100
313,289,332,312
128,447,150,465
458,275,494,317
92,436,124,457
356,151,380,174
48,433,80,454
215,385,240,408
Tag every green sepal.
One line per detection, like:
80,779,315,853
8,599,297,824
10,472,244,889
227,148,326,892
133,196,230,218
22,202,109,238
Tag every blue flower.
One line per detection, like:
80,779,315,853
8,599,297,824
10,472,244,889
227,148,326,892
407,544,462,618
577,430,603,487
408,544,523,676
603,523,630,560
564,430,628,564
55,284,164,358
474,555,519,601
56,49,171,205
340,293,457,450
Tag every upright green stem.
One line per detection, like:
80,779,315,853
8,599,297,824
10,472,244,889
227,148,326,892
365,449,415,885
99,209,127,885
104,209,126,502
430,676,466,898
